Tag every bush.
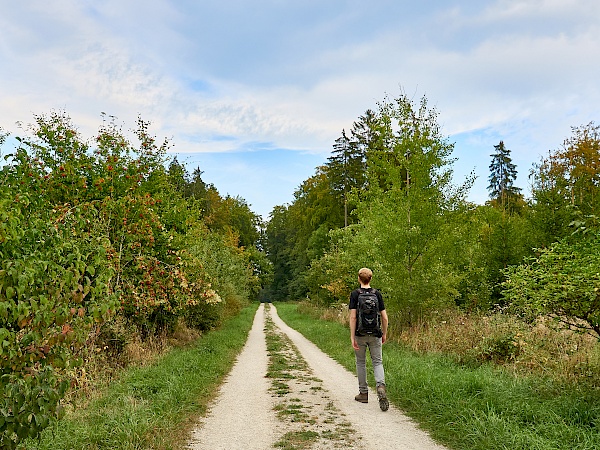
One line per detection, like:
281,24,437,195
0,111,259,446
503,233,600,338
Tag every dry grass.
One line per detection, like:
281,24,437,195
61,317,203,410
400,310,600,385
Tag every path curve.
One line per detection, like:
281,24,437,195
188,303,447,449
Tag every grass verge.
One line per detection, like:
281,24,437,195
275,302,600,450
22,303,259,450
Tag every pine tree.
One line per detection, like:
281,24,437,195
168,156,189,193
488,141,521,209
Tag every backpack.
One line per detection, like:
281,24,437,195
356,288,381,336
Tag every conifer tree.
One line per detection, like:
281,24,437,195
488,141,521,209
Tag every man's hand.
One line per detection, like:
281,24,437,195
352,337,359,350
381,333,387,344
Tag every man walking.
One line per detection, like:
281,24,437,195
349,267,389,411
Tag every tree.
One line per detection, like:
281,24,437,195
264,205,294,301
326,129,366,226
551,122,600,213
167,157,189,194
478,204,535,302
0,111,264,447
310,93,474,323
187,167,209,201
529,123,600,242
350,109,379,154
482,141,532,300
488,141,521,211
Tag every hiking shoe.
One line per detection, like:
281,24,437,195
354,392,368,403
377,385,389,411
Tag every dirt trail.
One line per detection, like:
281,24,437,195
188,303,447,450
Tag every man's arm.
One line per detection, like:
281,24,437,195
380,309,389,344
349,309,359,350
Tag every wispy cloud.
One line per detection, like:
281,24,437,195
1,0,599,215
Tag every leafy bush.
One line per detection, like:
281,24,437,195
503,233,600,338
0,111,261,446
0,180,115,448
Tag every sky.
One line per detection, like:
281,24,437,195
1,0,599,219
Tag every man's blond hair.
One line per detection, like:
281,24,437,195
358,267,373,285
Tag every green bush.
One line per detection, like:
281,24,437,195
0,111,261,446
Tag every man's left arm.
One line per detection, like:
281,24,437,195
380,310,389,344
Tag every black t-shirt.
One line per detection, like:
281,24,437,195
348,287,385,311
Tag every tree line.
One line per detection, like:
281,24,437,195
263,93,600,339
0,112,268,448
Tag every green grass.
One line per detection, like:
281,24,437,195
22,303,259,450
274,430,319,450
275,302,600,450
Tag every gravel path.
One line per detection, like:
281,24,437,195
188,303,448,450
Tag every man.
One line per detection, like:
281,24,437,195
349,267,389,411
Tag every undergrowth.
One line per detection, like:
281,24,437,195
20,303,258,450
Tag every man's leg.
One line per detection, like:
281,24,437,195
367,335,389,411
354,336,368,401
367,335,385,387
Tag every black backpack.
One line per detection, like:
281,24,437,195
356,288,381,336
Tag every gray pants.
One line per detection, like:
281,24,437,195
354,334,385,393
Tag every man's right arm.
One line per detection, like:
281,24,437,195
349,308,359,350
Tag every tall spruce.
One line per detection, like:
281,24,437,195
488,141,521,209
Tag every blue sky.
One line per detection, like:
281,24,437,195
1,1,599,219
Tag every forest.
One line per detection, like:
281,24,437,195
2,91,600,447
265,93,600,335
263,93,600,388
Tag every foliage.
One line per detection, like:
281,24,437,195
22,304,258,450
0,168,116,448
0,110,263,446
503,233,600,338
307,93,473,325
523,123,600,334
264,169,344,302
529,122,600,245
476,205,535,303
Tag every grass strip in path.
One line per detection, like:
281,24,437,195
275,302,600,450
23,304,258,450
263,305,358,450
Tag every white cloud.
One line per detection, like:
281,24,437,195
1,0,599,211
479,0,600,22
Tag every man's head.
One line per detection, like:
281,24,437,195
358,267,373,285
